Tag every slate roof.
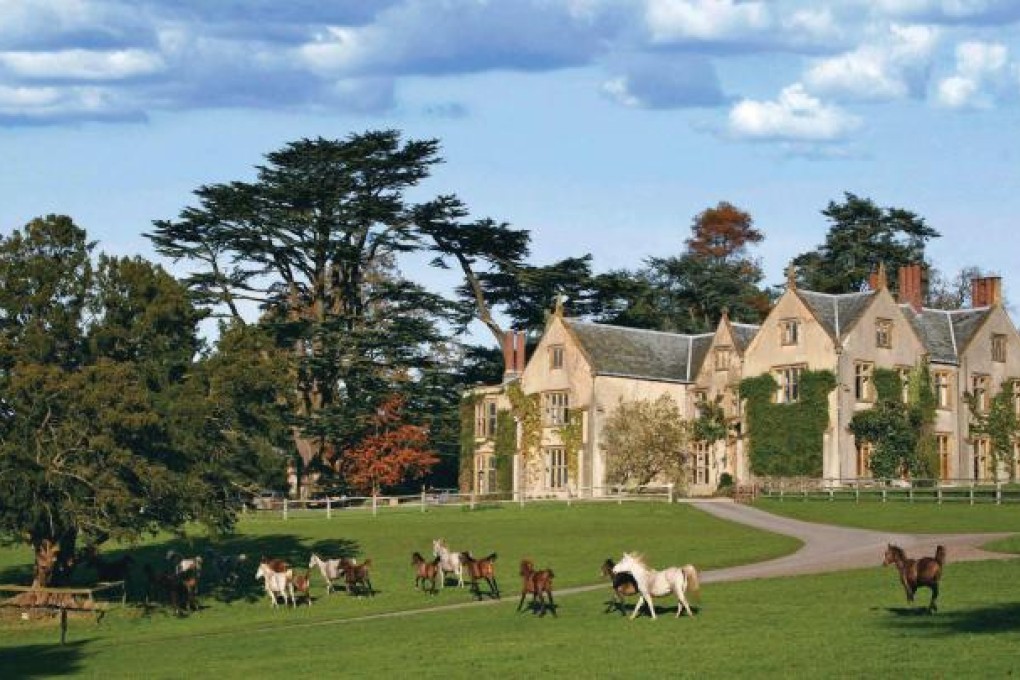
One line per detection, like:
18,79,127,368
795,289,876,340
730,323,761,353
901,305,992,365
565,319,712,383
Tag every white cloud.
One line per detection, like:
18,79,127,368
803,24,938,101
645,0,770,43
0,49,165,81
872,0,1020,22
936,40,1011,109
728,83,861,142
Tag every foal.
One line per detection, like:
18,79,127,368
461,552,500,600
601,558,642,615
883,544,945,613
411,552,441,594
341,558,374,596
518,559,555,616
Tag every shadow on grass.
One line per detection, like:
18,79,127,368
883,602,1020,635
0,640,90,677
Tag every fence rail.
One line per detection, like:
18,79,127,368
756,477,1020,505
242,484,676,520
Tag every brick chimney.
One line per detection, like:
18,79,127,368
897,264,924,312
971,276,1002,308
502,330,528,379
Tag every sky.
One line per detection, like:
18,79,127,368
2,0,1020,329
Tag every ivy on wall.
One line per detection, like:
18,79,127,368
507,382,540,460
494,409,516,492
740,369,836,476
557,408,584,480
458,394,480,493
966,378,1019,480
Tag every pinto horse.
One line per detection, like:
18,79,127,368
612,552,699,620
461,552,499,600
883,544,945,613
412,552,441,595
518,559,555,616
255,561,295,608
309,553,347,594
601,558,642,615
432,538,465,588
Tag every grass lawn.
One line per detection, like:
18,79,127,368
2,502,1017,678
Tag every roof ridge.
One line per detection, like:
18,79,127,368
566,319,711,339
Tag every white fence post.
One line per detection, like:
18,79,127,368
667,483,674,504
326,496,332,520
421,488,427,513
372,494,378,517
282,498,288,521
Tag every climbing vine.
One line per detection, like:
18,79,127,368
740,369,836,477
557,408,584,480
507,382,540,460
494,409,516,492
966,378,1019,480
458,394,481,492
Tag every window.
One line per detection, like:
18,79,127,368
972,374,990,413
897,366,911,403
691,442,710,485
973,438,991,481
474,399,498,438
692,390,707,416
876,319,893,349
856,441,873,478
1014,441,1020,483
545,447,567,489
780,319,800,346
855,362,874,402
714,347,733,371
993,334,1007,363
934,371,952,409
541,391,568,426
774,365,803,403
937,434,951,480
549,344,564,370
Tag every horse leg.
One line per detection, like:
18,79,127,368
490,576,500,599
630,595,644,620
546,589,556,617
929,582,939,613
518,590,528,612
676,590,693,618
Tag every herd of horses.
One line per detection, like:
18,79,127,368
72,537,947,620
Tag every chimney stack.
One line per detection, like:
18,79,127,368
514,331,526,373
502,331,528,379
897,264,924,313
971,276,1002,308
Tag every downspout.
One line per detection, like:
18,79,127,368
587,370,597,496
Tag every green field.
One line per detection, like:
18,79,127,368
2,502,1019,678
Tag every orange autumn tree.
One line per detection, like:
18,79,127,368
337,395,439,496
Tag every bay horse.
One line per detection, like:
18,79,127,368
883,544,945,612
412,552,441,595
432,538,465,588
341,558,374,596
292,569,313,606
518,559,555,616
601,558,642,616
612,552,699,620
461,552,499,600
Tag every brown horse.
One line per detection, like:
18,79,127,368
144,564,198,615
80,546,133,584
602,558,642,615
342,558,374,596
518,559,556,616
412,552,441,595
461,552,499,600
883,544,945,612
292,569,313,606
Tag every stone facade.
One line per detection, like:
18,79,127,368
466,267,1020,496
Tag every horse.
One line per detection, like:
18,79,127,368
883,544,945,613
166,550,203,579
461,552,499,600
292,569,313,606
601,558,643,616
255,561,295,608
611,552,699,620
412,552,441,595
144,564,198,615
341,559,374,597
518,559,555,616
80,546,133,584
432,538,465,588
309,553,348,594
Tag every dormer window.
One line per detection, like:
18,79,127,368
876,319,893,349
992,334,1006,363
780,319,800,346
714,347,733,371
549,344,564,370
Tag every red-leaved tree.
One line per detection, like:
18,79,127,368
337,395,438,495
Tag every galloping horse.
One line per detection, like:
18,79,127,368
432,539,465,588
601,558,642,615
518,559,555,616
255,560,295,608
411,552,441,595
341,558,374,596
461,552,499,600
883,544,945,613
309,553,347,594
612,552,699,620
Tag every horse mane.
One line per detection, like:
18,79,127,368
886,544,906,561
626,552,649,569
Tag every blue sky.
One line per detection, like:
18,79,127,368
2,0,1020,322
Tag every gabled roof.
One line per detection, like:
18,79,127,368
564,319,712,383
901,305,992,365
795,289,876,340
729,323,761,353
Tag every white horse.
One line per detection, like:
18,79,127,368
255,561,295,608
432,538,465,589
308,553,348,595
612,552,699,620
166,550,203,578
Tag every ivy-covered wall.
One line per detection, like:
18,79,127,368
458,394,479,493
740,369,836,476
494,409,516,492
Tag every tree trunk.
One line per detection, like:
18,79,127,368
31,531,78,588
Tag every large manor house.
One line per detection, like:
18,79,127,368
466,264,1020,497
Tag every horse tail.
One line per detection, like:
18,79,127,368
486,553,497,562
935,545,946,567
683,565,700,595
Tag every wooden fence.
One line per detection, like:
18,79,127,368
756,477,1020,505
